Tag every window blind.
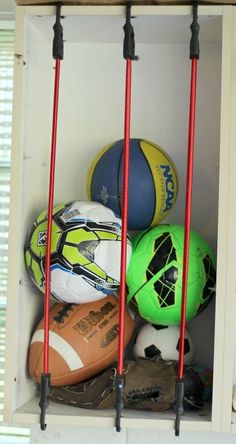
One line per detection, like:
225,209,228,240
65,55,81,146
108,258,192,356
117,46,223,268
0,27,30,443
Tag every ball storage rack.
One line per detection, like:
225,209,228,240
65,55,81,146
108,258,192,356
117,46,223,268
4,0,236,437
37,0,199,435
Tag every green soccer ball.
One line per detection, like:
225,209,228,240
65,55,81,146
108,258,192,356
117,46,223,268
126,224,216,325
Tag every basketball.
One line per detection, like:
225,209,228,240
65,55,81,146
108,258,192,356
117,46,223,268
87,138,179,230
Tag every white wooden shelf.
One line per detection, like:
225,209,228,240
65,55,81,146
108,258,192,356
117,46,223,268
4,3,236,434
12,397,212,431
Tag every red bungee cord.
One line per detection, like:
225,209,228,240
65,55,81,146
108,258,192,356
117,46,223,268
175,3,200,436
178,58,198,377
39,3,63,431
44,57,61,376
115,3,137,432
117,57,132,378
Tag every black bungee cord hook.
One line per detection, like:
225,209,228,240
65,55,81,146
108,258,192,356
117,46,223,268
39,3,63,431
115,3,138,433
175,2,200,437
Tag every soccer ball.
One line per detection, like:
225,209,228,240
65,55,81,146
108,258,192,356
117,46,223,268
127,224,216,325
133,324,194,365
25,201,132,303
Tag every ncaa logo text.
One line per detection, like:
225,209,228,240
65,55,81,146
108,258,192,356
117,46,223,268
160,164,175,211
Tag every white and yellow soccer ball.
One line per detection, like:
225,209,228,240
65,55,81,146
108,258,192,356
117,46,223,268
25,201,132,303
133,324,194,365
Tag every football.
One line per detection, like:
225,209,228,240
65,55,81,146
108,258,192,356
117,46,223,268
127,224,216,325
24,201,132,304
28,295,135,386
133,324,194,365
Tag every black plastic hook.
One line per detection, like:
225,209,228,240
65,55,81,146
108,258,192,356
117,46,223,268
190,1,200,60
115,374,125,432
174,378,185,436
39,373,51,431
123,3,138,61
53,3,64,60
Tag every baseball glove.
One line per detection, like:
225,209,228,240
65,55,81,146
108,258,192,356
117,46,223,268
48,358,212,411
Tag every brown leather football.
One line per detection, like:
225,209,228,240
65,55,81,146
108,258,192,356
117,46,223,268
28,295,135,386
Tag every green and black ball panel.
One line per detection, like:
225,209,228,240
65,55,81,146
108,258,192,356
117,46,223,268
126,224,216,325
24,203,67,293
24,202,126,302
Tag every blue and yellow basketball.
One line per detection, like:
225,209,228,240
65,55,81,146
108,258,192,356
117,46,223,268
87,139,179,230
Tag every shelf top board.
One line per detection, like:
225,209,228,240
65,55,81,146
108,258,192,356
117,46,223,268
14,0,236,5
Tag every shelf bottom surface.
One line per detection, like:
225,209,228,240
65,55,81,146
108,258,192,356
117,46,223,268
11,397,212,431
